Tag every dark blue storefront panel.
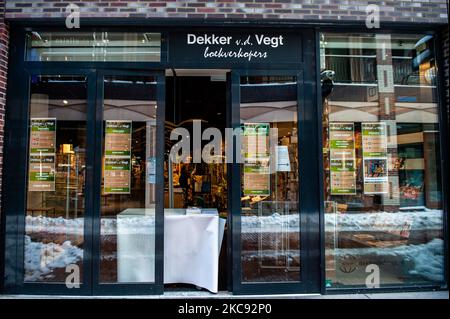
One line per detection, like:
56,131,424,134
0,22,447,296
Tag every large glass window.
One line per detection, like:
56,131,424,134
321,33,444,288
25,75,87,282
240,76,300,283
26,32,161,62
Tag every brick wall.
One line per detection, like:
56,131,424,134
442,27,449,122
0,0,8,210
442,27,450,204
4,0,449,23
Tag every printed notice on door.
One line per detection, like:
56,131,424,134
104,120,132,194
104,158,131,194
105,120,132,156
28,118,56,191
28,155,55,192
242,123,270,196
329,123,356,195
362,122,389,194
276,145,291,172
29,118,56,154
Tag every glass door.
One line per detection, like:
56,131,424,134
230,70,321,294
5,70,97,295
3,68,164,295
92,70,165,294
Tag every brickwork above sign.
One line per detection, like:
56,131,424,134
3,0,449,24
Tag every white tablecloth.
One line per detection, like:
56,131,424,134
117,209,225,293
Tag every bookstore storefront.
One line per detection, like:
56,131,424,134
0,23,448,296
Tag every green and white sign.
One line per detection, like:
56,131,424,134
104,157,131,194
242,123,271,196
329,123,356,195
28,154,55,192
105,120,132,156
29,118,56,154
362,122,389,194
362,123,388,158
28,118,56,192
104,120,132,194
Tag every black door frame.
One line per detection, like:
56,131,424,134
230,68,322,294
1,67,97,295
0,52,166,294
1,26,321,295
8,24,447,295
92,69,165,295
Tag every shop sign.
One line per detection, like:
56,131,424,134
169,32,301,64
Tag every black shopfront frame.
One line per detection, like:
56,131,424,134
0,27,167,295
0,21,448,296
229,68,322,295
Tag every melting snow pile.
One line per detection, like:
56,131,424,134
26,215,84,236
327,210,443,232
24,235,83,281
241,209,442,233
408,239,444,281
25,209,443,235
25,215,156,236
24,209,444,283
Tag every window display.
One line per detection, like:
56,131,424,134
321,33,444,288
26,32,161,62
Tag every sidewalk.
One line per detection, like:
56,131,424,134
0,291,448,299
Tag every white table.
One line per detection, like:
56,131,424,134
117,208,225,293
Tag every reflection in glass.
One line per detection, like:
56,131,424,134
100,76,157,283
240,76,300,283
26,32,161,62
321,33,444,288
25,76,87,282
